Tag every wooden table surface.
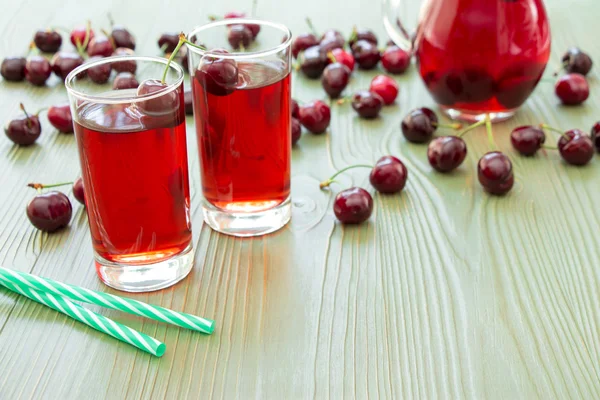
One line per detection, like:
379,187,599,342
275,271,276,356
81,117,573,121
1,0,600,398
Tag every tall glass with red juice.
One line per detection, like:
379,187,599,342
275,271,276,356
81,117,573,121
187,19,292,237
384,0,551,122
66,56,193,292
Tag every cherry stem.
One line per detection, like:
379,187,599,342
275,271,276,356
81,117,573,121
101,29,116,50
305,17,318,37
552,60,569,77
432,121,462,130
327,51,337,64
82,21,92,50
485,114,496,150
348,26,357,43
27,182,73,190
20,103,33,129
539,123,570,141
107,13,115,28
208,15,219,21
542,144,558,150
162,35,185,84
457,119,486,137
319,164,373,189
35,107,48,116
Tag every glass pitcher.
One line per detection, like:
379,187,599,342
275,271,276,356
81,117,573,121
383,0,551,122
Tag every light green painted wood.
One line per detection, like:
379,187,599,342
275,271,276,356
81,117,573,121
1,0,600,398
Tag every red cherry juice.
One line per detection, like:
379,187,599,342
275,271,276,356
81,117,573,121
73,87,192,263
192,61,291,211
416,0,551,113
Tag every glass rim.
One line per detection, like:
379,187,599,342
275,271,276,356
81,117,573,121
64,55,184,105
186,18,292,60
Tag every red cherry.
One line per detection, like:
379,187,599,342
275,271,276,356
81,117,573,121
381,46,410,74
111,25,136,50
112,48,137,73
26,191,72,232
298,100,331,134
70,25,95,49
195,49,239,96
555,73,589,105
48,104,73,133
1,57,26,81
158,33,179,53
113,72,139,90
333,187,373,224
558,129,594,166
88,35,114,57
5,107,41,146
369,75,399,105
331,48,355,71
34,29,62,53
51,52,84,80
477,152,514,195
510,126,546,156
73,177,85,205
291,99,300,118
321,62,351,98
292,33,319,59
591,122,600,152
224,11,246,18
351,40,380,70
369,156,407,193
348,28,378,47
351,90,383,119
86,56,112,84
25,56,51,86
136,79,178,115
228,25,252,49
291,118,302,145
427,136,467,172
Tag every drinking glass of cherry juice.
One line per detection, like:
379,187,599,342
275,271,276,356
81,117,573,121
65,56,193,292
187,19,292,237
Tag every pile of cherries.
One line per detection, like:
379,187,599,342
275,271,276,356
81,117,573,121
554,47,593,106
26,178,85,233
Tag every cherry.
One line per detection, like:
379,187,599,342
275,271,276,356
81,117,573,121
224,11,246,18
195,49,239,96
381,46,410,74
51,52,84,80
561,48,593,76
184,90,194,115
136,79,177,114
24,56,51,86
87,35,114,57
427,136,467,172
111,25,136,50
158,33,179,53
351,90,384,119
333,187,373,224
73,177,85,205
351,40,380,70
320,30,345,51
86,56,112,84
331,48,355,71
298,100,331,134
299,45,327,79
510,126,545,156
291,99,300,118
34,29,62,53
558,129,594,166
26,191,72,232
291,33,319,59
112,48,136,73
369,155,407,194
48,103,73,133
113,72,139,90
321,62,351,98
370,75,398,105
591,122,600,152
70,25,94,49
555,73,589,105
348,28,378,47
401,107,438,143
228,25,252,49
291,118,302,145
477,152,514,195
1,57,26,81
4,104,41,145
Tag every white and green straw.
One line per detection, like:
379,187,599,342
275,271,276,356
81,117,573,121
0,278,166,357
0,267,214,335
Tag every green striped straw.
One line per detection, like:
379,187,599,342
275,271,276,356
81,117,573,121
0,278,166,357
0,267,214,334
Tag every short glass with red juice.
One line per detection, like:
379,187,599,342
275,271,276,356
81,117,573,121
384,0,551,122
66,56,193,292
187,19,292,237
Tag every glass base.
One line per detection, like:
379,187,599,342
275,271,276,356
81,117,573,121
203,196,291,237
440,106,517,123
95,243,194,292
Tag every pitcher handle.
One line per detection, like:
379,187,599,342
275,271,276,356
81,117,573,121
382,0,419,50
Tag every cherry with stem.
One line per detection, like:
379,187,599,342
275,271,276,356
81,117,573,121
320,164,373,189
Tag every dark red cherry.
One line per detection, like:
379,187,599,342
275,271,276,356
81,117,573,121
348,28,378,47
4,107,41,145
555,73,589,105
291,33,319,59
86,56,112,84
112,48,136,73
184,90,193,115
558,129,594,166
510,126,546,156
381,46,410,74
158,33,180,53
87,35,114,57
111,25,135,50
25,56,51,86
370,75,399,105
477,152,514,195
291,99,300,118
351,40,380,70
561,48,593,76
136,79,177,114
351,90,384,119
47,103,73,133
331,48,355,71
427,136,467,172
298,100,331,134
228,25,252,49
113,72,139,90
51,52,84,80
73,177,85,205
401,107,438,143
591,122,600,152
70,25,94,49
321,62,351,98
333,187,373,224
34,29,62,53
1,57,26,81
195,49,238,96
291,118,302,145
26,191,72,232
320,30,345,50
369,155,407,194
299,45,327,79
